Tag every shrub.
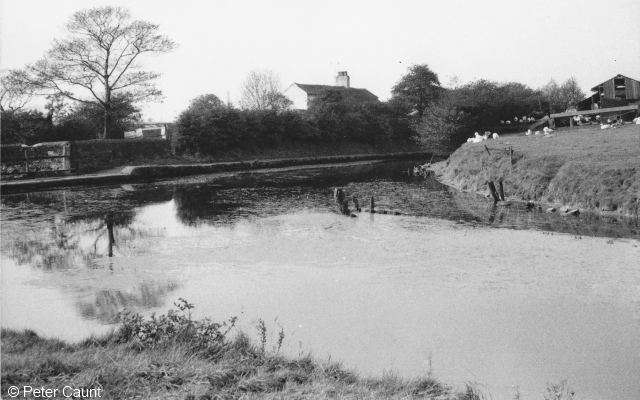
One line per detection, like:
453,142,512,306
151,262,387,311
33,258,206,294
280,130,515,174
117,298,237,349
414,96,472,153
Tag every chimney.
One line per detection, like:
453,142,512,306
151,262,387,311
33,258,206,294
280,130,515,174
335,71,350,88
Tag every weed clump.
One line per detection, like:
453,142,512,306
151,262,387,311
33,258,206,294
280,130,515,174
116,298,237,351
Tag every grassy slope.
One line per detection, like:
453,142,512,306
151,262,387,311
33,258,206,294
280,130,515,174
1,329,463,400
432,124,640,216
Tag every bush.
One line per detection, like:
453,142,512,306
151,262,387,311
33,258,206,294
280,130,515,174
414,96,471,153
117,298,237,350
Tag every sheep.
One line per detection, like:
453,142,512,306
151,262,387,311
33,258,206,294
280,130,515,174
633,116,640,125
505,120,511,124
467,132,484,144
500,120,505,124
543,127,554,134
492,132,499,139
525,129,532,136
600,123,611,130
534,130,542,135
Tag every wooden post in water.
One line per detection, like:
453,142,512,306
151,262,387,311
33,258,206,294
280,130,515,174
334,188,350,215
335,188,345,204
352,196,361,212
340,200,351,215
487,181,500,203
498,179,505,201
370,196,375,213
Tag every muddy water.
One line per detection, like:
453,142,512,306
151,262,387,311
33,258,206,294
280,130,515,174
1,161,639,400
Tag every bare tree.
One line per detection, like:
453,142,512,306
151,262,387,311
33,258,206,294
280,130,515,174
23,6,175,138
0,69,37,113
541,78,586,113
240,70,292,111
559,77,585,110
541,79,562,113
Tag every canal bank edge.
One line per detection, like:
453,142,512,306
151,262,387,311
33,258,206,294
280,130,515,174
0,151,433,194
428,125,640,219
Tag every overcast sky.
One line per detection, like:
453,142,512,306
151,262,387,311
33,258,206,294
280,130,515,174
1,0,639,121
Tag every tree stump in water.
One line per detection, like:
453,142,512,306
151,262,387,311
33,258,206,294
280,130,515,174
352,196,361,212
334,188,355,216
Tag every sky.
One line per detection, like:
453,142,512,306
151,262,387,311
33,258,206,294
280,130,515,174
1,0,639,121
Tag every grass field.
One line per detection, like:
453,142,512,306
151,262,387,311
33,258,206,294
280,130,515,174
433,124,640,216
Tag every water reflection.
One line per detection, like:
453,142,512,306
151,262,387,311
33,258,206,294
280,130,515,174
77,282,178,323
1,161,639,400
5,211,143,270
1,161,638,316
173,187,243,226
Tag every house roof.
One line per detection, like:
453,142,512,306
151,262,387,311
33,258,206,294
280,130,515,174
292,83,378,102
590,74,640,91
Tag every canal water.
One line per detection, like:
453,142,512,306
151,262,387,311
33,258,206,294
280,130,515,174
1,161,639,400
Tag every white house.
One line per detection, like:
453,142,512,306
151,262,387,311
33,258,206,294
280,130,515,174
284,71,378,110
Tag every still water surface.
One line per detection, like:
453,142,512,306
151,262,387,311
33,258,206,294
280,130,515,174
1,161,639,400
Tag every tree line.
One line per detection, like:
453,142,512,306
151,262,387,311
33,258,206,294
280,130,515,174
2,5,586,153
176,92,414,155
388,65,586,151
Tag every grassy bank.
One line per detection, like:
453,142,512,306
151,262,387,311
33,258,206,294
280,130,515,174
106,141,426,173
432,124,640,216
171,141,426,165
1,302,467,400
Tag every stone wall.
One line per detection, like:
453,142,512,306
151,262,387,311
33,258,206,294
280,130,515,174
1,138,170,177
1,142,71,177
